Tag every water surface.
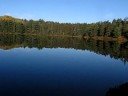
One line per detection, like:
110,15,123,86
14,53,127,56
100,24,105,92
0,34,128,96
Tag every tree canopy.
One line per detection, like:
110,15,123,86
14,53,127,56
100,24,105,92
0,15,128,39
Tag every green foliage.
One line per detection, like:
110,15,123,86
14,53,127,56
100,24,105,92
113,27,121,37
0,15,128,39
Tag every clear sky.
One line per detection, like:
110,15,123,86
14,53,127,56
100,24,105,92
0,0,128,23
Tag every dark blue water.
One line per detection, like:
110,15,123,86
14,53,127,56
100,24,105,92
0,47,128,96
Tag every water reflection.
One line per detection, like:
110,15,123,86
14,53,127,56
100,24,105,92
0,34,128,63
106,82,128,96
0,34,128,96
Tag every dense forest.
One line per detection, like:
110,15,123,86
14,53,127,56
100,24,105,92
0,34,128,63
0,15,128,39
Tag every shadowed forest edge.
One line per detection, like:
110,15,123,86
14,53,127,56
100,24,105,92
0,15,128,42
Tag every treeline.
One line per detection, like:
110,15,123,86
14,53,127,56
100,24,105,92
0,34,128,63
0,15,128,38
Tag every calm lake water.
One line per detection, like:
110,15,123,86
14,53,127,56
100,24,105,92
0,34,128,96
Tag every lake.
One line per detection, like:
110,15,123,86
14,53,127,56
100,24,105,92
0,34,128,96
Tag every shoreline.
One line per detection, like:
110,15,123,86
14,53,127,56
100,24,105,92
84,36,128,43
0,33,127,43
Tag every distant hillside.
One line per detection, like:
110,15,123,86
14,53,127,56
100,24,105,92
0,15,128,40
0,15,22,22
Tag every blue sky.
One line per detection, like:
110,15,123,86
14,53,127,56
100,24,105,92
0,0,128,23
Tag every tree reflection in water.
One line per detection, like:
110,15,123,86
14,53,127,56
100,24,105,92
106,83,128,96
0,34,128,63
